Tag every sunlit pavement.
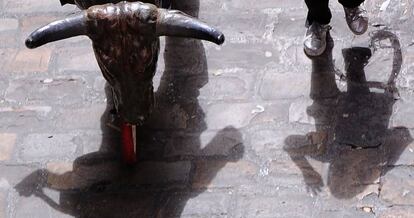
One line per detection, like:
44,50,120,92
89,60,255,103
1,0,414,217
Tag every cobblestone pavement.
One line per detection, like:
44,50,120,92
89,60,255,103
1,0,414,217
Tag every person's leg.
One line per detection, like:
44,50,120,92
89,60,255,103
338,0,365,8
339,0,368,35
303,0,332,56
305,0,331,26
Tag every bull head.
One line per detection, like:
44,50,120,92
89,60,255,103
26,1,224,124
59,0,163,10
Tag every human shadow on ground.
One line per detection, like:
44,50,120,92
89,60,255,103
14,1,244,217
284,30,412,199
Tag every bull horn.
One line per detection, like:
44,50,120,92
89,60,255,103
25,12,88,49
156,9,225,45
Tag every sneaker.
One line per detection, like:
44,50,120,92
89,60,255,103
303,22,331,57
344,5,368,35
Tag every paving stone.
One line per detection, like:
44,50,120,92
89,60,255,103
0,190,6,218
207,43,280,70
14,192,73,218
199,72,255,101
205,103,259,130
380,166,414,205
160,191,231,218
5,48,52,73
392,100,414,129
1,165,39,185
55,46,99,72
248,101,291,125
164,127,243,157
0,133,17,161
3,0,76,14
312,195,376,218
46,160,191,190
0,31,19,49
244,124,312,158
0,18,18,32
20,133,79,162
192,160,258,188
46,161,120,190
74,192,158,218
378,206,414,218
234,189,316,218
124,161,192,186
268,155,326,188
0,49,17,70
0,106,54,133
181,192,230,217
5,76,90,105
288,98,315,125
259,70,311,100
55,104,106,130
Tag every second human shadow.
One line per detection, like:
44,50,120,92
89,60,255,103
284,30,412,199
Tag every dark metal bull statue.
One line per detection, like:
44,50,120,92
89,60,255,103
25,1,224,164
59,0,171,10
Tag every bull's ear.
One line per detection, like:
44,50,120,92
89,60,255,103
156,9,224,45
25,12,88,49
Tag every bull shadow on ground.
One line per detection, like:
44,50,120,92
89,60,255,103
14,1,244,217
284,31,412,199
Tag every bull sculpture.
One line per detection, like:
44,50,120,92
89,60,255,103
25,1,224,164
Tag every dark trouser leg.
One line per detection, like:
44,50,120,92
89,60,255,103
305,0,331,25
338,0,365,8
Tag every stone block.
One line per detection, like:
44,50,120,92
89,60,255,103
20,133,79,162
5,48,52,73
0,133,17,161
192,160,258,188
380,166,414,205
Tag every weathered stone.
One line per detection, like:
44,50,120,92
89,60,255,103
55,46,99,72
164,127,243,157
248,101,291,125
193,160,258,188
3,0,76,13
126,161,192,186
259,70,311,100
55,104,106,130
20,133,79,161
5,48,52,73
234,190,316,218
378,206,414,218
5,76,89,105
381,166,414,205
0,190,6,218
46,160,191,190
392,101,414,129
0,18,18,32
75,192,158,218
0,49,17,69
177,192,231,218
14,193,73,218
205,103,258,130
289,98,315,125
199,70,255,101
0,133,17,161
